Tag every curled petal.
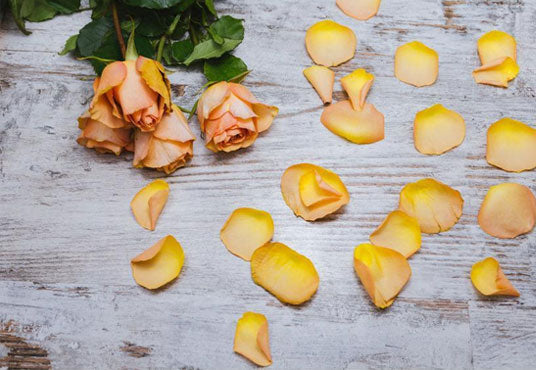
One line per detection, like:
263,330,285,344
253,103,278,133
477,30,516,66
353,243,411,308
130,179,169,231
336,0,381,21
370,210,421,258
340,68,374,110
471,257,519,297
251,242,319,305
229,82,260,104
398,178,464,234
89,95,128,129
321,100,384,144
486,118,536,172
395,41,438,87
472,57,519,88
220,208,274,261
233,312,272,367
93,61,127,101
303,65,335,104
136,56,171,111
197,81,231,127
209,93,257,121
413,104,465,155
77,111,132,155
131,235,185,290
305,20,357,67
478,183,536,239
299,170,342,207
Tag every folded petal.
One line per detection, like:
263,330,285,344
93,61,127,100
305,20,357,67
90,95,128,129
395,41,438,87
471,257,519,297
154,106,196,142
478,183,536,239
336,0,381,20
472,56,519,88
136,56,171,111
77,111,132,155
229,82,260,104
370,210,421,258
299,170,342,207
210,93,257,121
130,179,170,231
413,104,465,155
303,65,335,104
340,68,374,110
251,242,319,305
253,103,278,132
477,30,517,66
197,81,231,127
233,312,272,367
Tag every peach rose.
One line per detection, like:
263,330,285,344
196,82,278,152
133,105,195,174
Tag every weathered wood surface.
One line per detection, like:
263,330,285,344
1,0,535,368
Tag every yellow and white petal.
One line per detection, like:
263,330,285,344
233,312,272,367
353,243,411,308
340,68,374,110
472,57,519,88
251,242,319,305
305,20,357,67
321,100,384,144
398,178,464,234
131,235,185,290
478,183,536,239
471,257,519,297
395,41,438,87
486,118,536,172
413,104,465,155
303,65,335,104
370,210,421,258
220,208,274,261
336,0,381,21
477,30,516,66
131,179,169,231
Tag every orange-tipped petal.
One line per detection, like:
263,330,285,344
353,243,411,308
233,312,272,367
477,30,516,66
336,0,381,20
281,163,350,221
305,20,357,67
252,103,278,133
340,68,374,110
130,235,185,290
303,65,335,104
251,242,319,305
413,104,465,155
471,257,520,297
370,210,421,258
94,61,127,99
394,41,438,87
220,208,274,261
472,56,519,88
321,100,384,144
486,118,536,172
398,178,464,234
196,81,231,127
136,56,171,111
130,179,170,231
478,183,536,239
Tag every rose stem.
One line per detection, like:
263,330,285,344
112,1,126,59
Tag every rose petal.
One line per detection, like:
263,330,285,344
398,178,464,234
320,100,384,144
131,235,184,290
196,81,231,127
477,30,516,66
395,41,438,87
471,257,519,297
298,170,342,207
336,0,381,20
89,95,127,129
472,56,519,88
478,183,536,239
136,56,171,112
486,117,536,172
303,65,335,104
413,104,465,155
252,103,278,133
305,20,357,67
251,242,319,305
233,312,272,367
220,208,274,261
281,163,350,221
353,243,411,308
370,210,421,258
340,68,374,110
130,179,170,231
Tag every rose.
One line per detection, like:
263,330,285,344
196,82,278,152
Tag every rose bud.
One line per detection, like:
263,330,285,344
196,82,278,152
133,105,195,174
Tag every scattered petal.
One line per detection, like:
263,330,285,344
336,0,381,21
370,210,421,258
472,56,519,87
251,242,319,305
303,65,335,104
299,170,342,207
340,68,374,110
471,257,520,297
130,179,170,231
395,41,438,87
233,312,272,367
477,30,516,66
305,20,357,67
478,183,536,239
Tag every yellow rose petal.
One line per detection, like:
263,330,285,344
321,100,384,144
220,208,274,261
303,65,335,104
395,41,438,87
131,235,185,290
477,30,516,66
233,312,272,367
353,243,411,308
281,163,350,221
471,257,519,297
413,104,465,155
472,57,519,88
478,183,536,239
336,0,381,21
130,179,169,231
486,118,536,172
305,20,357,67
340,68,374,110
370,210,421,258
399,178,464,234
251,242,319,305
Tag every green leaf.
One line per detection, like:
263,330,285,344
59,34,78,55
135,35,155,58
8,0,31,34
210,15,243,40
121,0,184,10
171,39,193,62
47,0,80,14
208,27,223,45
90,0,110,19
183,38,241,65
22,0,56,22
137,15,166,37
204,0,216,16
203,54,248,82
77,17,113,56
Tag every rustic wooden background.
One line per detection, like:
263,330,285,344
1,0,535,368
